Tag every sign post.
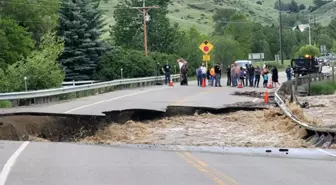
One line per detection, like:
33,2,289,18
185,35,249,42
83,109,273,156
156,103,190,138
199,40,214,69
320,45,326,56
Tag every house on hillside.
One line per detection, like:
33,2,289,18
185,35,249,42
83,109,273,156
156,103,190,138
292,24,310,32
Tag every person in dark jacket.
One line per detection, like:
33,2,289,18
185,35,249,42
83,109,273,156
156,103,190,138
285,65,292,81
196,65,202,86
271,66,280,87
239,67,245,86
214,63,222,87
180,60,188,86
245,64,249,86
226,64,231,86
162,61,171,85
247,64,254,87
254,66,261,88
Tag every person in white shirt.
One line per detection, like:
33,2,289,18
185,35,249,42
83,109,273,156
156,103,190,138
200,63,207,86
177,58,184,71
177,58,189,85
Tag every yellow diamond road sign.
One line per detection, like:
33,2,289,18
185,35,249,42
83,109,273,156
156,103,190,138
203,55,210,62
199,40,214,54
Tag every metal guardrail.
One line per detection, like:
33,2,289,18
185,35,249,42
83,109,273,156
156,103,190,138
0,75,180,101
274,73,336,134
62,80,96,86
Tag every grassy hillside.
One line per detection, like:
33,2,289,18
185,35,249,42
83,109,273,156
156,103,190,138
312,1,336,26
167,0,280,33
100,0,336,35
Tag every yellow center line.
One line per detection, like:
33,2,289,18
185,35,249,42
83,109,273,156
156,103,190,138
184,152,240,185
176,152,227,185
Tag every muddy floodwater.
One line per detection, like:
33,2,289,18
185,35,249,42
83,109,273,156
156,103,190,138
298,94,336,126
81,108,311,148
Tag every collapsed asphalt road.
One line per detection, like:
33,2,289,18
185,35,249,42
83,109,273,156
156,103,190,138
0,101,314,148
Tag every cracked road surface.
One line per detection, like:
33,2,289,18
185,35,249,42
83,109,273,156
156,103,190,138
0,77,279,115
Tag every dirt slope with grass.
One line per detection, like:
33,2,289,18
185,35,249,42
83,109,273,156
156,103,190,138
312,1,336,26
101,0,336,34
80,107,311,148
100,0,315,34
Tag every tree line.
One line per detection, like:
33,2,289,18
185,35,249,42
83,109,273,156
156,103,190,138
1,0,336,93
274,0,333,13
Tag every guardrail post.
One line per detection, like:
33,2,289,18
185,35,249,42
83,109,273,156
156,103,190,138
308,73,311,96
332,65,335,83
294,74,298,92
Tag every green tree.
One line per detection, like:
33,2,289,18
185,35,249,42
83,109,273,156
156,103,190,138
96,48,179,80
299,4,306,10
282,14,297,27
57,0,107,81
213,36,244,67
0,18,34,69
112,0,179,54
177,26,208,75
212,8,236,35
332,40,336,52
0,32,65,92
316,34,333,51
295,45,320,57
289,0,299,13
224,13,253,55
263,26,280,59
262,40,272,60
0,0,61,44
327,18,336,39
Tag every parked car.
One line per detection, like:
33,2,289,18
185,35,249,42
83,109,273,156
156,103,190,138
318,56,331,66
234,60,252,69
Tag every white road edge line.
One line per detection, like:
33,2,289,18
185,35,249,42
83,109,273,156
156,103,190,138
64,87,169,113
316,148,336,158
0,141,30,185
252,98,259,102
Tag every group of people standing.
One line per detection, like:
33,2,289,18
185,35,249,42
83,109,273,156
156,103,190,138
195,63,223,87
162,58,189,86
162,59,282,88
227,63,280,88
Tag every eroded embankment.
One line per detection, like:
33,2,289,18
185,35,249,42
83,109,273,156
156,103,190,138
0,113,105,141
0,103,313,148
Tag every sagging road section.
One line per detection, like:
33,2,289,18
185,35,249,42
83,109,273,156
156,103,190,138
0,74,336,185
0,80,266,115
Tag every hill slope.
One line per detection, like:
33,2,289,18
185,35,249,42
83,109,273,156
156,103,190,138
101,0,336,34
312,1,336,26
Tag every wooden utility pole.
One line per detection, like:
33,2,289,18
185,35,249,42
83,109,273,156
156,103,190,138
131,0,159,56
278,0,284,65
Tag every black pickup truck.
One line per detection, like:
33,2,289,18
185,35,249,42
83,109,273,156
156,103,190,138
291,55,322,76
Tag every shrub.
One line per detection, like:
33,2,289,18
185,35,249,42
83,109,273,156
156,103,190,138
96,48,181,81
0,100,12,108
308,81,336,95
0,32,64,92
295,45,320,57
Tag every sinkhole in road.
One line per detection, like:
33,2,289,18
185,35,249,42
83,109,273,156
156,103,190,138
0,102,314,148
